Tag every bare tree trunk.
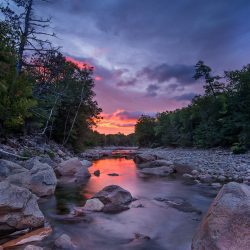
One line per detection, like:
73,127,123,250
63,86,84,145
16,0,33,76
41,95,59,135
63,110,70,144
48,118,55,140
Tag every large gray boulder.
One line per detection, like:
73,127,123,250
92,185,133,213
0,159,25,180
134,153,157,164
56,158,91,184
139,166,174,177
173,161,194,174
0,181,45,235
137,159,174,169
192,182,250,250
0,158,57,197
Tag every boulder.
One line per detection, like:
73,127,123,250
92,185,133,213
0,159,25,180
2,227,51,249
6,158,57,197
0,181,45,235
192,182,250,250
56,157,91,176
83,198,104,212
173,161,194,174
139,166,174,177
182,173,194,180
217,175,226,182
137,159,174,169
154,197,202,214
55,234,76,249
56,157,91,184
198,174,213,183
81,159,92,168
134,153,157,164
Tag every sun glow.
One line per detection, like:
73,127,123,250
95,109,137,135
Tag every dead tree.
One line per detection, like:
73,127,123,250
1,0,58,82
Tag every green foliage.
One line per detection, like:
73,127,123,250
135,115,157,147
231,143,247,155
0,21,36,133
21,149,33,158
79,131,136,148
135,63,250,152
0,13,102,151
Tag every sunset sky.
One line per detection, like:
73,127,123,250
38,0,250,134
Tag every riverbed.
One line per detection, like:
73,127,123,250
40,153,217,250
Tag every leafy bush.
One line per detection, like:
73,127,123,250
231,143,247,154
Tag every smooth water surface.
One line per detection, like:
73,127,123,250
40,155,217,250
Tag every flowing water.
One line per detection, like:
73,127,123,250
40,152,217,250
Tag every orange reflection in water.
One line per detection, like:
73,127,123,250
83,157,138,199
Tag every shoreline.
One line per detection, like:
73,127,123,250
134,147,250,185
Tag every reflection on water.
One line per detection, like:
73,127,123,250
40,153,217,250
84,158,139,198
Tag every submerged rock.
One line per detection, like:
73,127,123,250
92,185,133,213
154,196,202,214
192,182,250,250
107,173,119,176
93,170,100,176
0,181,45,235
55,234,76,249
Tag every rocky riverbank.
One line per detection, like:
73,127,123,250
0,136,92,249
0,139,249,249
134,148,250,186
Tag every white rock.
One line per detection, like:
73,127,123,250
55,234,76,249
83,198,104,212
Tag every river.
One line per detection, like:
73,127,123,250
40,152,217,250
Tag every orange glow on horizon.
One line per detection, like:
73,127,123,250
65,56,94,70
94,109,136,135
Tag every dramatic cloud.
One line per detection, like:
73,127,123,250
139,64,195,85
36,0,250,133
116,78,137,87
145,84,160,97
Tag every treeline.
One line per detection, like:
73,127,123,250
0,0,101,151
83,132,136,147
135,61,250,153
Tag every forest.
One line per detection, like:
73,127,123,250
135,61,250,153
0,0,104,151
